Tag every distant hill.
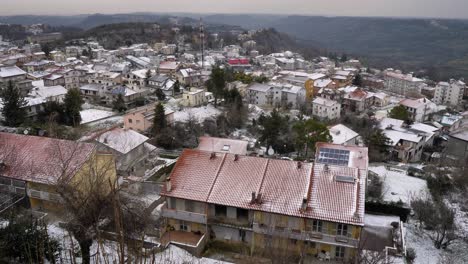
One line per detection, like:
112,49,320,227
201,14,468,80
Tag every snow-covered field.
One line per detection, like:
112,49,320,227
369,165,428,204
80,109,116,124
173,105,221,123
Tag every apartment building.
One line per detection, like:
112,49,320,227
384,70,424,96
399,98,437,123
312,97,341,120
433,79,465,108
159,143,368,262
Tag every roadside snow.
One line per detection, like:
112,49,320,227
80,109,116,124
173,105,221,123
369,165,428,204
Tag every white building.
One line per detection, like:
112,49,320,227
312,97,341,120
328,124,360,146
399,98,437,123
433,79,465,108
181,88,207,107
384,69,424,96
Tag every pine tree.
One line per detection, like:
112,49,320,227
152,103,167,136
173,80,181,95
0,81,27,127
63,88,84,126
112,94,127,113
208,66,226,107
353,73,363,86
389,105,412,124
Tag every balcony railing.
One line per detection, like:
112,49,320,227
161,208,207,224
252,223,359,248
208,215,253,229
27,189,62,203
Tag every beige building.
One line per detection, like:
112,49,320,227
181,88,207,107
123,104,175,132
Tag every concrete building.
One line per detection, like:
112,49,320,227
123,104,175,132
399,98,437,123
384,70,424,96
312,97,341,120
433,79,465,108
159,143,369,262
181,88,207,107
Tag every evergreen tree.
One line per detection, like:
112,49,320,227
173,80,181,95
0,81,27,127
293,118,332,157
145,69,152,86
208,66,226,107
0,212,61,263
155,88,166,101
389,105,412,124
112,94,127,113
340,53,348,62
353,73,363,86
152,103,167,136
42,43,51,58
63,88,84,126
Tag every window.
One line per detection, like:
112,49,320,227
168,197,176,209
185,200,194,212
215,205,227,217
237,208,249,220
128,119,133,123
312,220,322,233
335,246,345,259
179,220,188,231
337,224,348,236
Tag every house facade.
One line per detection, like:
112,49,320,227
312,97,341,120
160,143,368,261
123,103,175,132
433,79,465,108
0,133,117,212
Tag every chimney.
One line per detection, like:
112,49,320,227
324,164,329,172
166,177,172,192
251,192,256,203
301,198,307,211
210,152,216,159
297,161,302,169
256,193,262,204
234,154,239,161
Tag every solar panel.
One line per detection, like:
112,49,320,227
317,148,350,166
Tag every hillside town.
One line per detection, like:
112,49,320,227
1,19,468,264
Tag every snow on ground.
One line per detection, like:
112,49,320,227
405,222,468,264
369,165,428,204
173,105,221,123
80,109,116,124
47,222,229,264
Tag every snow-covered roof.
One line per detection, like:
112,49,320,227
94,127,149,154
248,83,271,93
329,124,359,145
314,78,332,88
31,85,67,99
131,69,148,79
312,97,339,107
0,66,26,78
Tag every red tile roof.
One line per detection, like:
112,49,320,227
162,143,369,226
0,133,95,185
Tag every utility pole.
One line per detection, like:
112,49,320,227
199,18,205,70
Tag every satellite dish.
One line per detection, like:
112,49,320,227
23,129,29,135
267,146,275,156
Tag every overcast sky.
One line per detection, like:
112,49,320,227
1,0,468,19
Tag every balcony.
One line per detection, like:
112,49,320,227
27,189,62,203
161,208,207,224
252,223,359,248
208,215,253,229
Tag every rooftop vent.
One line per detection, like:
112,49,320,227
166,177,172,192
234,154,239,161
222,144,230,151
297,161,302,169
335,175,355,183
251,191,256,203
210,152,216,159
301,198,307,210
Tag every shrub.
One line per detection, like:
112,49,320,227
406,247,416,263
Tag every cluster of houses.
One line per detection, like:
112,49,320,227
1,22,468,263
